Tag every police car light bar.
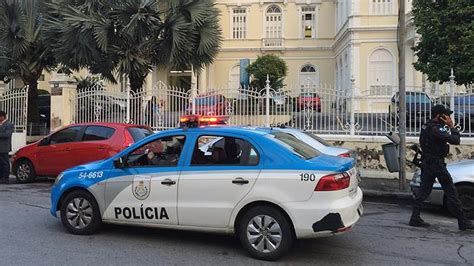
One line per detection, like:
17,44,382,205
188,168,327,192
179,115,228,128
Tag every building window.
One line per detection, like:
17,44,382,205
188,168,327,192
232,8,247,39
301,7,316,38
228,65,240,90
299,64,319,90
370,0,394,15
265,5,282,39
368,48,394,95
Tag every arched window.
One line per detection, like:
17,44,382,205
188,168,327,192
368,48,394,95
228,65,240,90
299,64,319,90
265,5,282,39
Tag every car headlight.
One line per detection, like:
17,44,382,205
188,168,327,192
55,173,64,185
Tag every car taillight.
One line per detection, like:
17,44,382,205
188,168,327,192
338,152,351,158
315,172,350,191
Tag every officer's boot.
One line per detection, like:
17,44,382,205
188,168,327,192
409,207,430,227
458,219,474,231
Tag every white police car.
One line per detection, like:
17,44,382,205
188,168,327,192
51,116,363,261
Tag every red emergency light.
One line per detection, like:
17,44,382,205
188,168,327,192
179,115,228,128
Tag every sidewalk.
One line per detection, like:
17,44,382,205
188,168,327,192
359,169,414,201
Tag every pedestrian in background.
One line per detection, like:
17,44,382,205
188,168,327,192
410,105,474,230
0,111,13,184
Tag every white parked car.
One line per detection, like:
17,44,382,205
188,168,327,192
410,160,474,219
274,127,357,159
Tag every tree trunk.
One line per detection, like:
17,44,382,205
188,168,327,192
26,78,40,127
129,75,146,124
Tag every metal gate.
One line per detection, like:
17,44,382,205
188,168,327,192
0,87,28,131
74,82,190,131
73,81,351,133
0,86,28,153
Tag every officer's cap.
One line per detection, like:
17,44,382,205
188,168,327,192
431,104,453,117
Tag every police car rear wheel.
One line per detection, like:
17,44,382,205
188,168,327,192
60,190,101,235
238,206,294,261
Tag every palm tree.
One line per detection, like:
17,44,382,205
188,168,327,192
0,0,56,124
43,0,222,93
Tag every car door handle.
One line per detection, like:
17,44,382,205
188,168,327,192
232,177,249,185
98,146,107,150
64,148,72,152
161,179,176,186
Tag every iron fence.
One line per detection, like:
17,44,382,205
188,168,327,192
72,79,474,137
0,86,28,133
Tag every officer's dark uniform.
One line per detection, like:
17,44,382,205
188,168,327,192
410,105,473,230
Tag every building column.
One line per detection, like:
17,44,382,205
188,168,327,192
198,68,208,94
49,73,77,131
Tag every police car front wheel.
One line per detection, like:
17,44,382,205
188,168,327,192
238,206,294,261
60,190,102,235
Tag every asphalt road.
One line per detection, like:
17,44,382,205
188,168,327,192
1,179,473,266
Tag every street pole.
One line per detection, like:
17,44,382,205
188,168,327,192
397,0,406,191
449,69,455,122
265,74,270,127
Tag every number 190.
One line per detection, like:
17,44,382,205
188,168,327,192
300,173,316,181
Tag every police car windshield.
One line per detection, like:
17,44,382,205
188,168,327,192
266,132,321,160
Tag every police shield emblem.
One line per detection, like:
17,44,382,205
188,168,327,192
132,175,151,200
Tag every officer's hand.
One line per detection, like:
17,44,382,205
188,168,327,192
440,115,454,128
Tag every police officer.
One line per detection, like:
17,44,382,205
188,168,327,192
410,105,474,230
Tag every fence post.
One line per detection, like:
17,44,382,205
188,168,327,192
191,65,197,115
449,68,455,121
126,83,131,123
350,77,356,136
265,75,270,127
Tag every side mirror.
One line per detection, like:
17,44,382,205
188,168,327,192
113,157,125,169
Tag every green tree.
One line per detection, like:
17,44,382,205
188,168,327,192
247,54,288,90
0,0,56,124
75,76,104,91
412,0,474,85
43,0,222,93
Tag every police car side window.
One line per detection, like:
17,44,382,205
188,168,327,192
191,136,259,166
126,136,186,167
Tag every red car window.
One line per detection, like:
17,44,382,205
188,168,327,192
50,126,83,144
127,127,153,142
82,126,115,141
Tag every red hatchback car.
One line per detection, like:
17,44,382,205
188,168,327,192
297,92,321,112
190,94,228,116
12,122,153,183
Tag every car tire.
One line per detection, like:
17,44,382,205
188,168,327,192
15,159,36,184
60,190,102,235
237,206,294,261
457,185,474,219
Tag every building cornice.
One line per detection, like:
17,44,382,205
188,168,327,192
220,46,332,52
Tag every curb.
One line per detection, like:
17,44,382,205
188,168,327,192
361,188,413,200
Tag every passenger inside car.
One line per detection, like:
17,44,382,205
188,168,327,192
191,136,257,166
